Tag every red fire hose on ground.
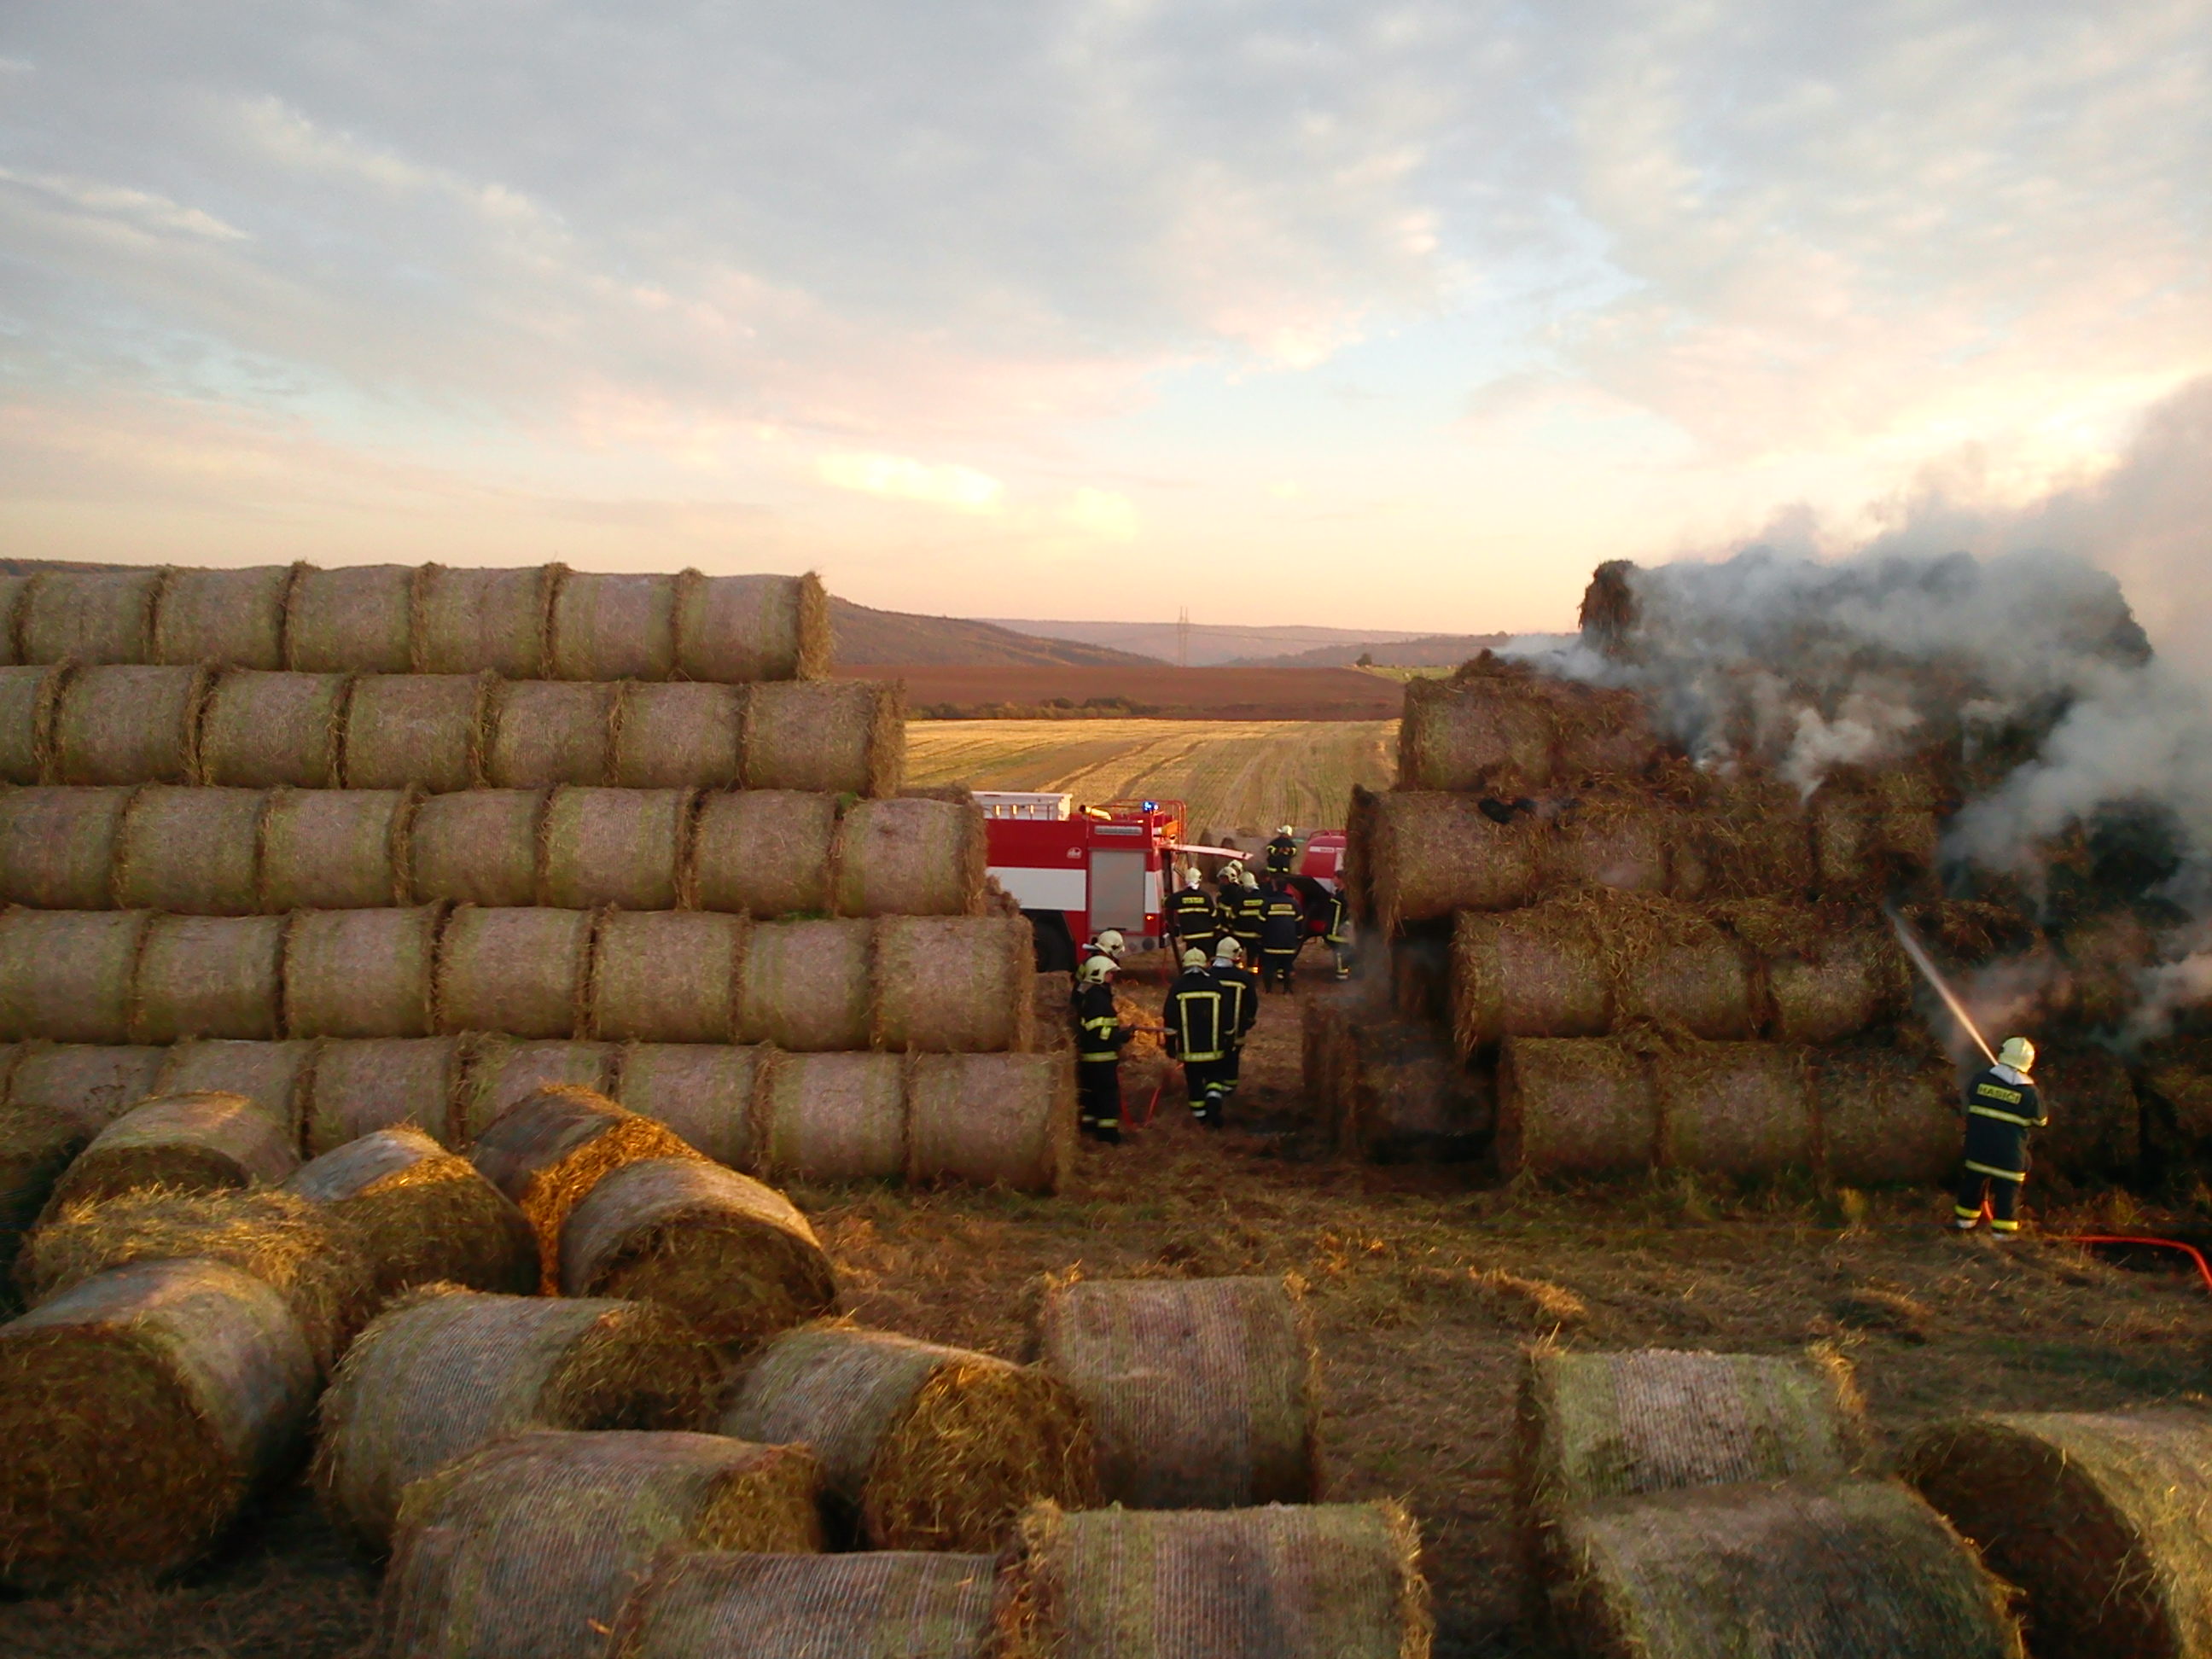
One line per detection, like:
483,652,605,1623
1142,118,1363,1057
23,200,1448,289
2063,1234,2212,1295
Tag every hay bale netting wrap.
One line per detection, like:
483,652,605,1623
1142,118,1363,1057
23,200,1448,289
1551,1478,2020,1659
259,787,411,910
591,910,742,1045
0,908,150,1043
615,1043,763,1167
0,784,135,908
1815,1044,1959,1186
130,912,286,1044
455,1037,616,1146
342,672,487,793
19,567,165,665
906,1051,1074,1194
156,1038,315,1130
44,1090,299,1217
304,1036,466,1155
1654,1040,1815,1178
436,905,595,1039
287,1126,537,1299
550,570,681,681
1035,1274,1319,1510
199,667,350,788
486,678,618,789
875,915,1035,1054
743,679,905,797
52,663,207,785
381,1429,824,1659
152,565,294,670
1496,1038,1660,1179
409,787,546,905
542,785,689,910
738,917,873,1051
1400,671,1559,792
608,1551,1001,1659
758,1050,907,1181
673,570,830,684
1368,791,1544,933
1452,905,1612,1055
561,1156,837,1349
0,664,67,784
612,680,742,789
726,1325,1093,1551
1904,1408,2212,1659
414,562,557,678
284,563,416,673
693,788,839,916
0,1258,317,1592
311,1286,722,1550
1000,1500,1430,1659
113,784,268,914
834,795,988,917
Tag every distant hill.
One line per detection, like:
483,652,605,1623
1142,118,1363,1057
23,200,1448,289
830,599,1162,667
981,618,1429,667
1230,632,1513,668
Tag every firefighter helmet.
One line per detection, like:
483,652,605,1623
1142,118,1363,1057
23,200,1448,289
1091,929,1126,959
1181,947,1209,969
1079,955,1116,987
1214,938,1244,964
1998,1035,2036,1072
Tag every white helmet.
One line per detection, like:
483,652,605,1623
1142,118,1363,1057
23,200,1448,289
1214,938,1244,965
1092,929,1126,959
1181,947,1209,969
1278,824,1295,838
1998,1035,2036,1072
1241,868,1258,888
1079,955,1117,986
1180,869,1201,890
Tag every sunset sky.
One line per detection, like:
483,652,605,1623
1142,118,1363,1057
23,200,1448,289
3,3,2206,642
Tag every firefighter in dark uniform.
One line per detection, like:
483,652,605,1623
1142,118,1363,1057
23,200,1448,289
1259,874,1304,992
1165,946,1231,1128
1321,882,1353,981
1167,871,1216,963
1072,953,1132,1144
1266,824,1299,877
1953,1036,2046,1237
1211,935,1260,1110
1233,868,1267,964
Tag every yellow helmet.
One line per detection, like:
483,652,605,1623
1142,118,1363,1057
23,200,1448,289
1998,1035,2036,1072
1078,956,1116,987
1181,947,1209,969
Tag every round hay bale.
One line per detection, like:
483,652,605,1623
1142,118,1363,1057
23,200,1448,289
1693,772,1814,899
18,568,165,666
1580,894,1754,1039
693,789,838,916
1368,791,1544,933
1813,1044,1958,1186
342,672,487,793
152,566,293,670
742,680,905,797
1545,797,1674,895
0,573,26,665
130,913,284,1043
833,795,987,917
590,911,742,1044
1400,672,1558,792
259,787,410,910
155,1038,315,1130
0,784,135,908
0,663,68,783
0,1258,317,1591
1339,1019,1493,1162
737,918,872,1050
1904,1408,2212,1659
905,1051,1073,1194
608,1551,998,1659
435,905,594,1039
113,784,269,915
311,1287,721,1550
541,785,689,909
381,1428,822,1659
6,1042,165,1132
1653,1041,1813,1177
758,1051,906,1181
1,1109,89,1284
614,1042,762,1167
1548,1478,2020,1659
1710,899,1906,1044
550,571,680,681
1497,1037,1659,1179
45,1090,296,1215
673,570,830,684
2033,1043,2140,1181
408,787,547,905
1452,905,1611,1055
302,1036,465,1155
561,1157,838,1348
197,669,349,788
485,678,616,789
453,1036,615,1145
285,1126,537,1299
284,905,443,1039
0,909,150,1042
874,916,1034,1053
1000,1499,1427,1659
726,1325,1091,1549
52,663,207,785
284,564,416,673
414,563,556,678
611,681,742,789
1034,1274,1318,1510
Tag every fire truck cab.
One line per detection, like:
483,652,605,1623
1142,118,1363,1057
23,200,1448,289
975,792,1200,972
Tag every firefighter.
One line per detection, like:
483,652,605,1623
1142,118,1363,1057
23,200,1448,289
1079,928,1126,973
1259,875,1304,992
1265,824,1299,877
1212,936,1260,1109
1164,946,1231,1129
1167,871,1216,962
1953,1036,2046,1237
1072,953,1132,1144
1233,867,1267,963
1320,882,1353,981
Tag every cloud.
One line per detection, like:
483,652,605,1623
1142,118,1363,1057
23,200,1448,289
1062,486,1140,540
815,451,1004,514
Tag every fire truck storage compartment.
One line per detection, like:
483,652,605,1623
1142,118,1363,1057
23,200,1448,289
1088,849,1148,936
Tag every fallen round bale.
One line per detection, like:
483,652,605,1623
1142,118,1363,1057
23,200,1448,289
155,1038,315,1131
692,789,839,916
550,570,680,681
1367,791,1545,933
874,916,1035,1053
259,787,410,910
18,567,165,665
341,672,486,793
611,681,742,789
560,1156,838,1348
1813,1043,1959,1187
453,1036,615,1145
1497,1037,1660,1179
1654,1040,1815,1178
435,905,595,1039
152,566,292,670
130,913,286,1043
905,1051,1073,1194
590,910,742,1044
608,1551,999,1659
286,1126,537,1300
615,1042,762,1167
0,1258,318,1591
196,668,350,789
1033,1273,1318,1509
541,784,689,909
311,1286,721,1550
44,1090,298,1216
486,679,617,789
757,1051,906,1181
1903,1408,2212,1659
0,784,135,908
51,664,207,785
414,562,556,678
834,795,987,917
113,784,268,915
408,787,546,905
304,1036,466,1155
0,663,67,783
284,563,415,673
673,570,829,683
381,1428,822,1659
0,908,151,1043
737,918,873,1051
1399,670,1561,793
742,680,904,797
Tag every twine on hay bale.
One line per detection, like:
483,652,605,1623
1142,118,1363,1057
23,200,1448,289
413,562,557,678
486,678,618,789
113,785,269,915
283,905,443,1039
1654,1040,1815,1178
905,1051,1074,1194
436,905,596,1039
1033,1273,1319,1510
284,564,415,673
693,789,839,916
757,1051,907,1181
874,916,1035,1053
0,784,135,908
155,1039,315,1132
673,570,830,683
589,910,742,1044
608,1551,1000,1659
1368,792,1545,934
742,680,905,796
129,912,286,1043
1400,671,1560,793
453,1036,615,1146
560,1156,838,1349
615,1041,762,1167
44,1090,298,1217
303,1037,467,1155
998,1499,1429,1659
725,1324,1093,1550
52,664,208,784
151,566,293,670
196,669,350,789
408,787,547,905
0,1258,317,1591
18,567,165,665
550,570,681,681
286,1126,537,1300
834,795,988,917
259,787,412,910
0,663,69,783
541,784,689,909
612,681,742,789
381,1429,823,1659
311,1286,721,1551
738,918,873,1051
1904,1408,2212,1659
0,908,151,1043
341,672,489,792
1497,1037,1659,1179
1813,1042,1958,1187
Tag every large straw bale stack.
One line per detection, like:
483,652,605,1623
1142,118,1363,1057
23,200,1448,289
1367,792,1544,933
113,784,267,914
285,564,415,673
287,1126,537,1299
130,912,285,1043
1694,772,1815,899
1545,796,1674,896
415,562,557,678
694,789,839,916
757,1051,907,1180
542,785,689,909
409,787,546,905
44,1090,297,1215
906,1051,1074,1193
197,669,349,788
51,663,207,784
2058,909,2158,1029
612,680,742,789
342,672,487,792
6,1042,165,1132
561,1156,838,1348
2034,1042,2140,1180
551,570,681,680
381,1429,823,1659
673,570,830,683
726,1325,1093,1549
999,1500,1429,1659
436,905,594,1039
1811,774,1942,899
311,1287,721,1549
744,680,905,796
0,1258,317,1590
1597,896,1755,1038
875,916,1035,1053
1334,1019,1493,1162
835,795,987,917
156,1038,315,1129
1904,1408,2212,1659
18,567,165,665
1034,1273,1318,1509
0,908,150,1042
304,1037,465,1154
1655,1041,1814,1177
454,1037,617,1146
615,1042,762,1167
608,1551,1000,1659
284,905,442,1038
1497,1038,1659,1179
152,565,293,669
0,784,134,908
591,910,742,1043
1400,671,1560,792
1814,1043,1959,1186
486,678,618,788
739,918,873,1050
1712,899,1906,1043
0,663,67,783
259,787,410,909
